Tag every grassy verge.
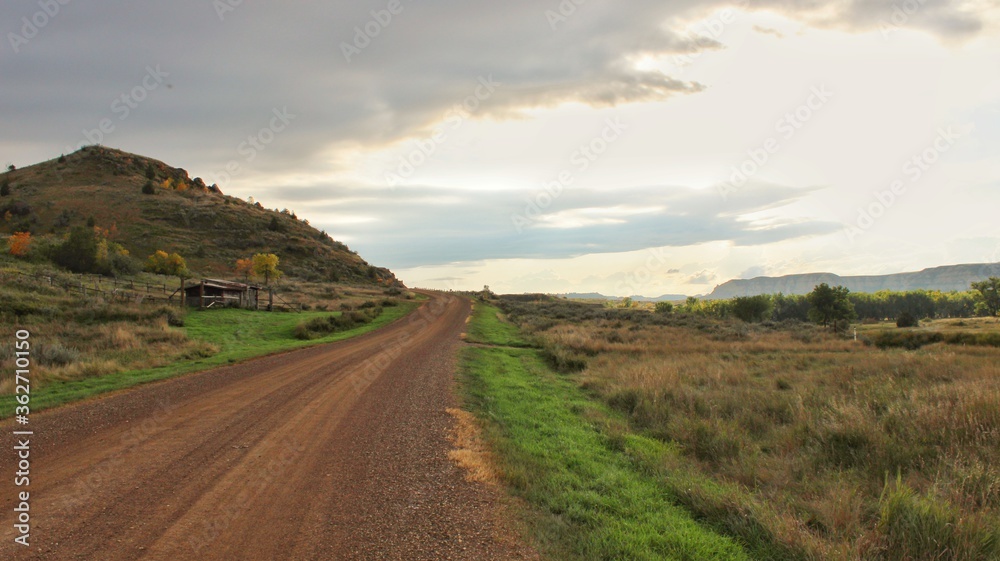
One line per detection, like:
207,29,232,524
493,296,1000,559
2,301,418,417
460,303,750,560
464,301,535,347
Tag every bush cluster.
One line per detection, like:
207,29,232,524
867,330,1000,350
293,305,383,340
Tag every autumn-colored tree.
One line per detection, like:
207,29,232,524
235,258,255,283
146,250,191,279
251,253,282,286
8,231,31,257
147,250,192,304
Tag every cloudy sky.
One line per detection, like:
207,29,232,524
3,1,998,295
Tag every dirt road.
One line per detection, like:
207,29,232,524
1,293,535,560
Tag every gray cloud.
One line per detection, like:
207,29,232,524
271,181,839,268
754,0,990,39
0,0,992,276
3,0,990,174
686,270,718,284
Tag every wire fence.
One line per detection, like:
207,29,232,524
3,271,301,311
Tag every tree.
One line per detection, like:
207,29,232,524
731,295,772,323
252,253,282,285
7,231,31,257
1,178,9,197
145,163,156,180
147,250,191,305
971,277,1000,318
235,258,255,283
896,311,919,328
142,181,156,195
654,301,674,314
53,227,99,273
807,283,856,330
146,250,191,279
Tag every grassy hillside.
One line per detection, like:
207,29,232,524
0,145,397,284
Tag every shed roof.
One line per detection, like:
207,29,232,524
186,278,263,291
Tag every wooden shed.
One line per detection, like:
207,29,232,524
183,279,262,309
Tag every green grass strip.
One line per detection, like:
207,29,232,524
2,301,418,417
460,304,750,560
464,300,535,347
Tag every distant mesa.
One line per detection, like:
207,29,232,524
707,263,1000,299
555,292,689,302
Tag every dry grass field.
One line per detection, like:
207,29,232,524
500,297,1000,560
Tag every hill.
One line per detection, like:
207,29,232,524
707,263,999,299
555,292,689,302
0,146,398,285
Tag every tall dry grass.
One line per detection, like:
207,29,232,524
0,277,204,393
533,316,1000,559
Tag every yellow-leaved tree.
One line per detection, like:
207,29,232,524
251,253,282,286
147,250,192,304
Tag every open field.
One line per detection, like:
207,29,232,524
480,297,1000,560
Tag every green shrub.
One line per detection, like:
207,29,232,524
151,306,185,327
52,227,98,273
896,311,919,328
36,342,80,366
293,307,384,340
142,181,156,195
541,345,587,373
869,330,1000,350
